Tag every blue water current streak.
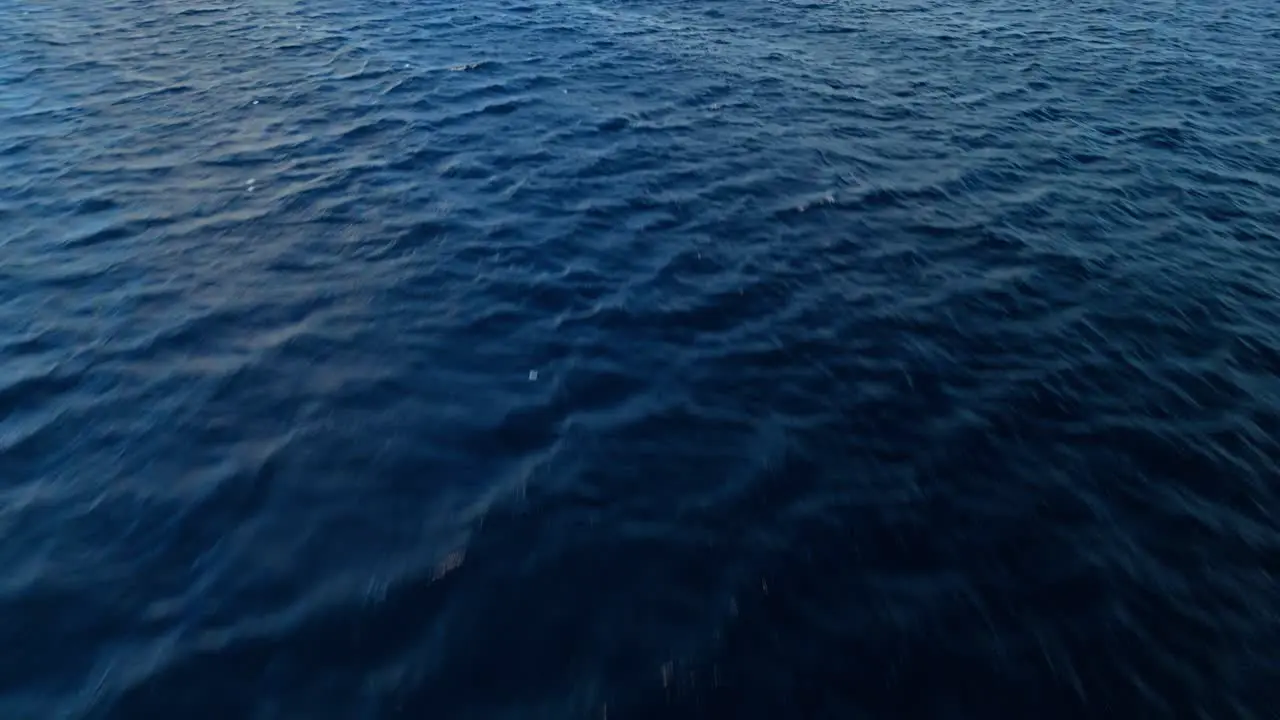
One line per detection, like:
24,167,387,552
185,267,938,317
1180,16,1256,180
2,0,1280,717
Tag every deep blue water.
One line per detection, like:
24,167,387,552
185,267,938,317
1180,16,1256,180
3,0,1280,717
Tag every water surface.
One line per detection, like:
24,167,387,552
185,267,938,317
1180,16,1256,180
3,0,1280,717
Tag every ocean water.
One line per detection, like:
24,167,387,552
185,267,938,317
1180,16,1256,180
3,0,1280,717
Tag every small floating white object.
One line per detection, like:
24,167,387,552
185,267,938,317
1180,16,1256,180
252,100,259,105
528,370,539,381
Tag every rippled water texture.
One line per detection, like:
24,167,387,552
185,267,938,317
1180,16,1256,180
3,0,1280,717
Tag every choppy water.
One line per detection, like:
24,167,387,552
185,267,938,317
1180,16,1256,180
3,0,1280,717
